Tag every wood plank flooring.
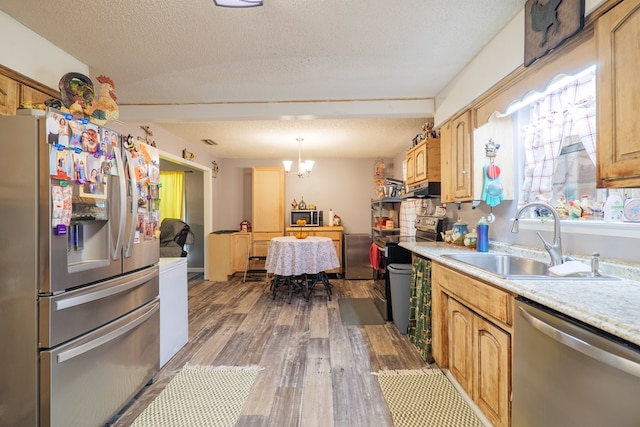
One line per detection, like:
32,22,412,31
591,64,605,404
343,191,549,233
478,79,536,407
110,274,432,426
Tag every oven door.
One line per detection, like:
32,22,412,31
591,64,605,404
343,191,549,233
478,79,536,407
372,242,387,319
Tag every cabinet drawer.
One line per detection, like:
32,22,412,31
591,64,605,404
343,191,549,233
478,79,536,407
252,232,281,241
314,231,340,240
433,263,512,326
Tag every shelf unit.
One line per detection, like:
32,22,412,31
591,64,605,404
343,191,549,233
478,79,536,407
371,197,403,237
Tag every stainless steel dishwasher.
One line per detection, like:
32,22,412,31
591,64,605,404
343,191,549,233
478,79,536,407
513,298,640,426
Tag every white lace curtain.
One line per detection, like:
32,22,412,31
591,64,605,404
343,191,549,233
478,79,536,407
519,70,596,206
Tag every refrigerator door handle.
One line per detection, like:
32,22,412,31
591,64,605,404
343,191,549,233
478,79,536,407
112,145,127,259
123,149,138,257
54,268,157,311
56,299,159,363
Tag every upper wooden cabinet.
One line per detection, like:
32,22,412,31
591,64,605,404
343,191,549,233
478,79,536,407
439,121,453,203
406,138,441,187
407,140,427,186
20,85,53,106
427,138,441,182
596,0,640,188
0,74,19,116
252,167,285,233
440,111,472,202
0,66,59,116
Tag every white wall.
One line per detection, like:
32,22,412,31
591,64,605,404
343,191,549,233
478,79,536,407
0,11,88,88
215,157,396,235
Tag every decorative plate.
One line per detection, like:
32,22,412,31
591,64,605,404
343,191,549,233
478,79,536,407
623,198,640,222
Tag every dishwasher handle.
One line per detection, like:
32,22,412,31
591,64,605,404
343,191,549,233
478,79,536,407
518,305,640,378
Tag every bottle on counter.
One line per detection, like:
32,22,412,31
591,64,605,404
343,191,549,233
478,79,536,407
603,190,623,222
477,216,489,252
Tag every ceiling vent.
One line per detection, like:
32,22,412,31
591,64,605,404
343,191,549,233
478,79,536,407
201,139,218,146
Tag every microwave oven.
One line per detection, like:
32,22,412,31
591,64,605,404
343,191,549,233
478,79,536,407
290,210,323,226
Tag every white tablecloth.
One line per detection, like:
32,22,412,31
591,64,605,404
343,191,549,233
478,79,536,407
265,236,339,276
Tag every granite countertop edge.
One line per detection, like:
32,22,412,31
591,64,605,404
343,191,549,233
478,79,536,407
399,241,640,347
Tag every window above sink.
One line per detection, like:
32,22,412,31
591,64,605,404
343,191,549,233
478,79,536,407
517,218,640,239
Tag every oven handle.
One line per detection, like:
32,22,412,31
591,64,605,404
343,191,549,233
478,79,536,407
518,305,640,378
375,243,387,257
56,300,159,364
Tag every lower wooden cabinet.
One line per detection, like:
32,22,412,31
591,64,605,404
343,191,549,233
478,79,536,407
447,298,474,392
231,232,251,272
433,262,512,427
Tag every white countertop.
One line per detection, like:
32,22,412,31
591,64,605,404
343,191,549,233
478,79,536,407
399,241,640,347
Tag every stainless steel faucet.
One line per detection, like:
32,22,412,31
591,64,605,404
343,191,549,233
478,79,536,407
511,202,564,266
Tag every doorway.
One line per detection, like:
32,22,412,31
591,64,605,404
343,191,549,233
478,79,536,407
159,150,212,276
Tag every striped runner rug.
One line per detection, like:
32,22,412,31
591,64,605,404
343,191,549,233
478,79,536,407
131,365,261,427
376,368,485,427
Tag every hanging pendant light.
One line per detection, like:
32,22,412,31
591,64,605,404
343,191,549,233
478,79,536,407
214,0,263,8
283,138,314,178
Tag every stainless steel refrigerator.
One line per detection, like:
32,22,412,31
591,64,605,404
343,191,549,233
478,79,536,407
0,110,161,427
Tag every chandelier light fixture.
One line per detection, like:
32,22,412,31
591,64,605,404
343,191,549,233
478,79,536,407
283,138,314,178
214,0,263,8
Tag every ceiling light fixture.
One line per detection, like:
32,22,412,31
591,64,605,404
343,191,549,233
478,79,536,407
283,138,314,178
213,0,263,8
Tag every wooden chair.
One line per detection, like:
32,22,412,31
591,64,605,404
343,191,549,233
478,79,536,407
242,236,267,283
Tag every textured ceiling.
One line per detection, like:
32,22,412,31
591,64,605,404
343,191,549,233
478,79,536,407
0,0,526,159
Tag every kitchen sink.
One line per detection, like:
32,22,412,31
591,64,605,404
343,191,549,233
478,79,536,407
441,253,619,280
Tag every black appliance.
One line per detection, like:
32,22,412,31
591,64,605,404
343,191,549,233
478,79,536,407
372,215,445,321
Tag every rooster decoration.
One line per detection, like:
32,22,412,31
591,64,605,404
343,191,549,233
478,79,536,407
58,72,119,126
531,0,563,47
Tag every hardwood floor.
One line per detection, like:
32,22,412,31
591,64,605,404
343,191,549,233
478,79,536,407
110,274,432,426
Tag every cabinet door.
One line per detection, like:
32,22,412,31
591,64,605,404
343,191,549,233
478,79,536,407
252,167,285,232
474,316,510,427
427,138,441,182
431,264,447,365
406,147,416,185
21,85,53,105
0,74,19,116
447,298,474,393
440,121,453,203
231,233,251,272
414,142,428,184
452,110,473,200
596,0,640,187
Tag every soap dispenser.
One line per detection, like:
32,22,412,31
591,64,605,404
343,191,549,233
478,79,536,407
477,216,489,252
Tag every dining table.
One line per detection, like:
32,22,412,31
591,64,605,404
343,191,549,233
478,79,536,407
265,235,340,302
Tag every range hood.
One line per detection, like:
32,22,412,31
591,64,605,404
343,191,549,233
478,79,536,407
402,181,441,199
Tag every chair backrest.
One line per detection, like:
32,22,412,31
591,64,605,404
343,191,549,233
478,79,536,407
160,218,193,249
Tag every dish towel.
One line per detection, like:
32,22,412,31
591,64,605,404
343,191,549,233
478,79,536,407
549,261,590,276
370,243,380,270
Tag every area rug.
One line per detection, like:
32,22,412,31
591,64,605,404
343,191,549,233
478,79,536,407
131,365,261,427
376,369,484,427
338,298,386,325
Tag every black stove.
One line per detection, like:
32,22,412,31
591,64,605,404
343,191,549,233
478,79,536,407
415,215,446,242
373,234,419,247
